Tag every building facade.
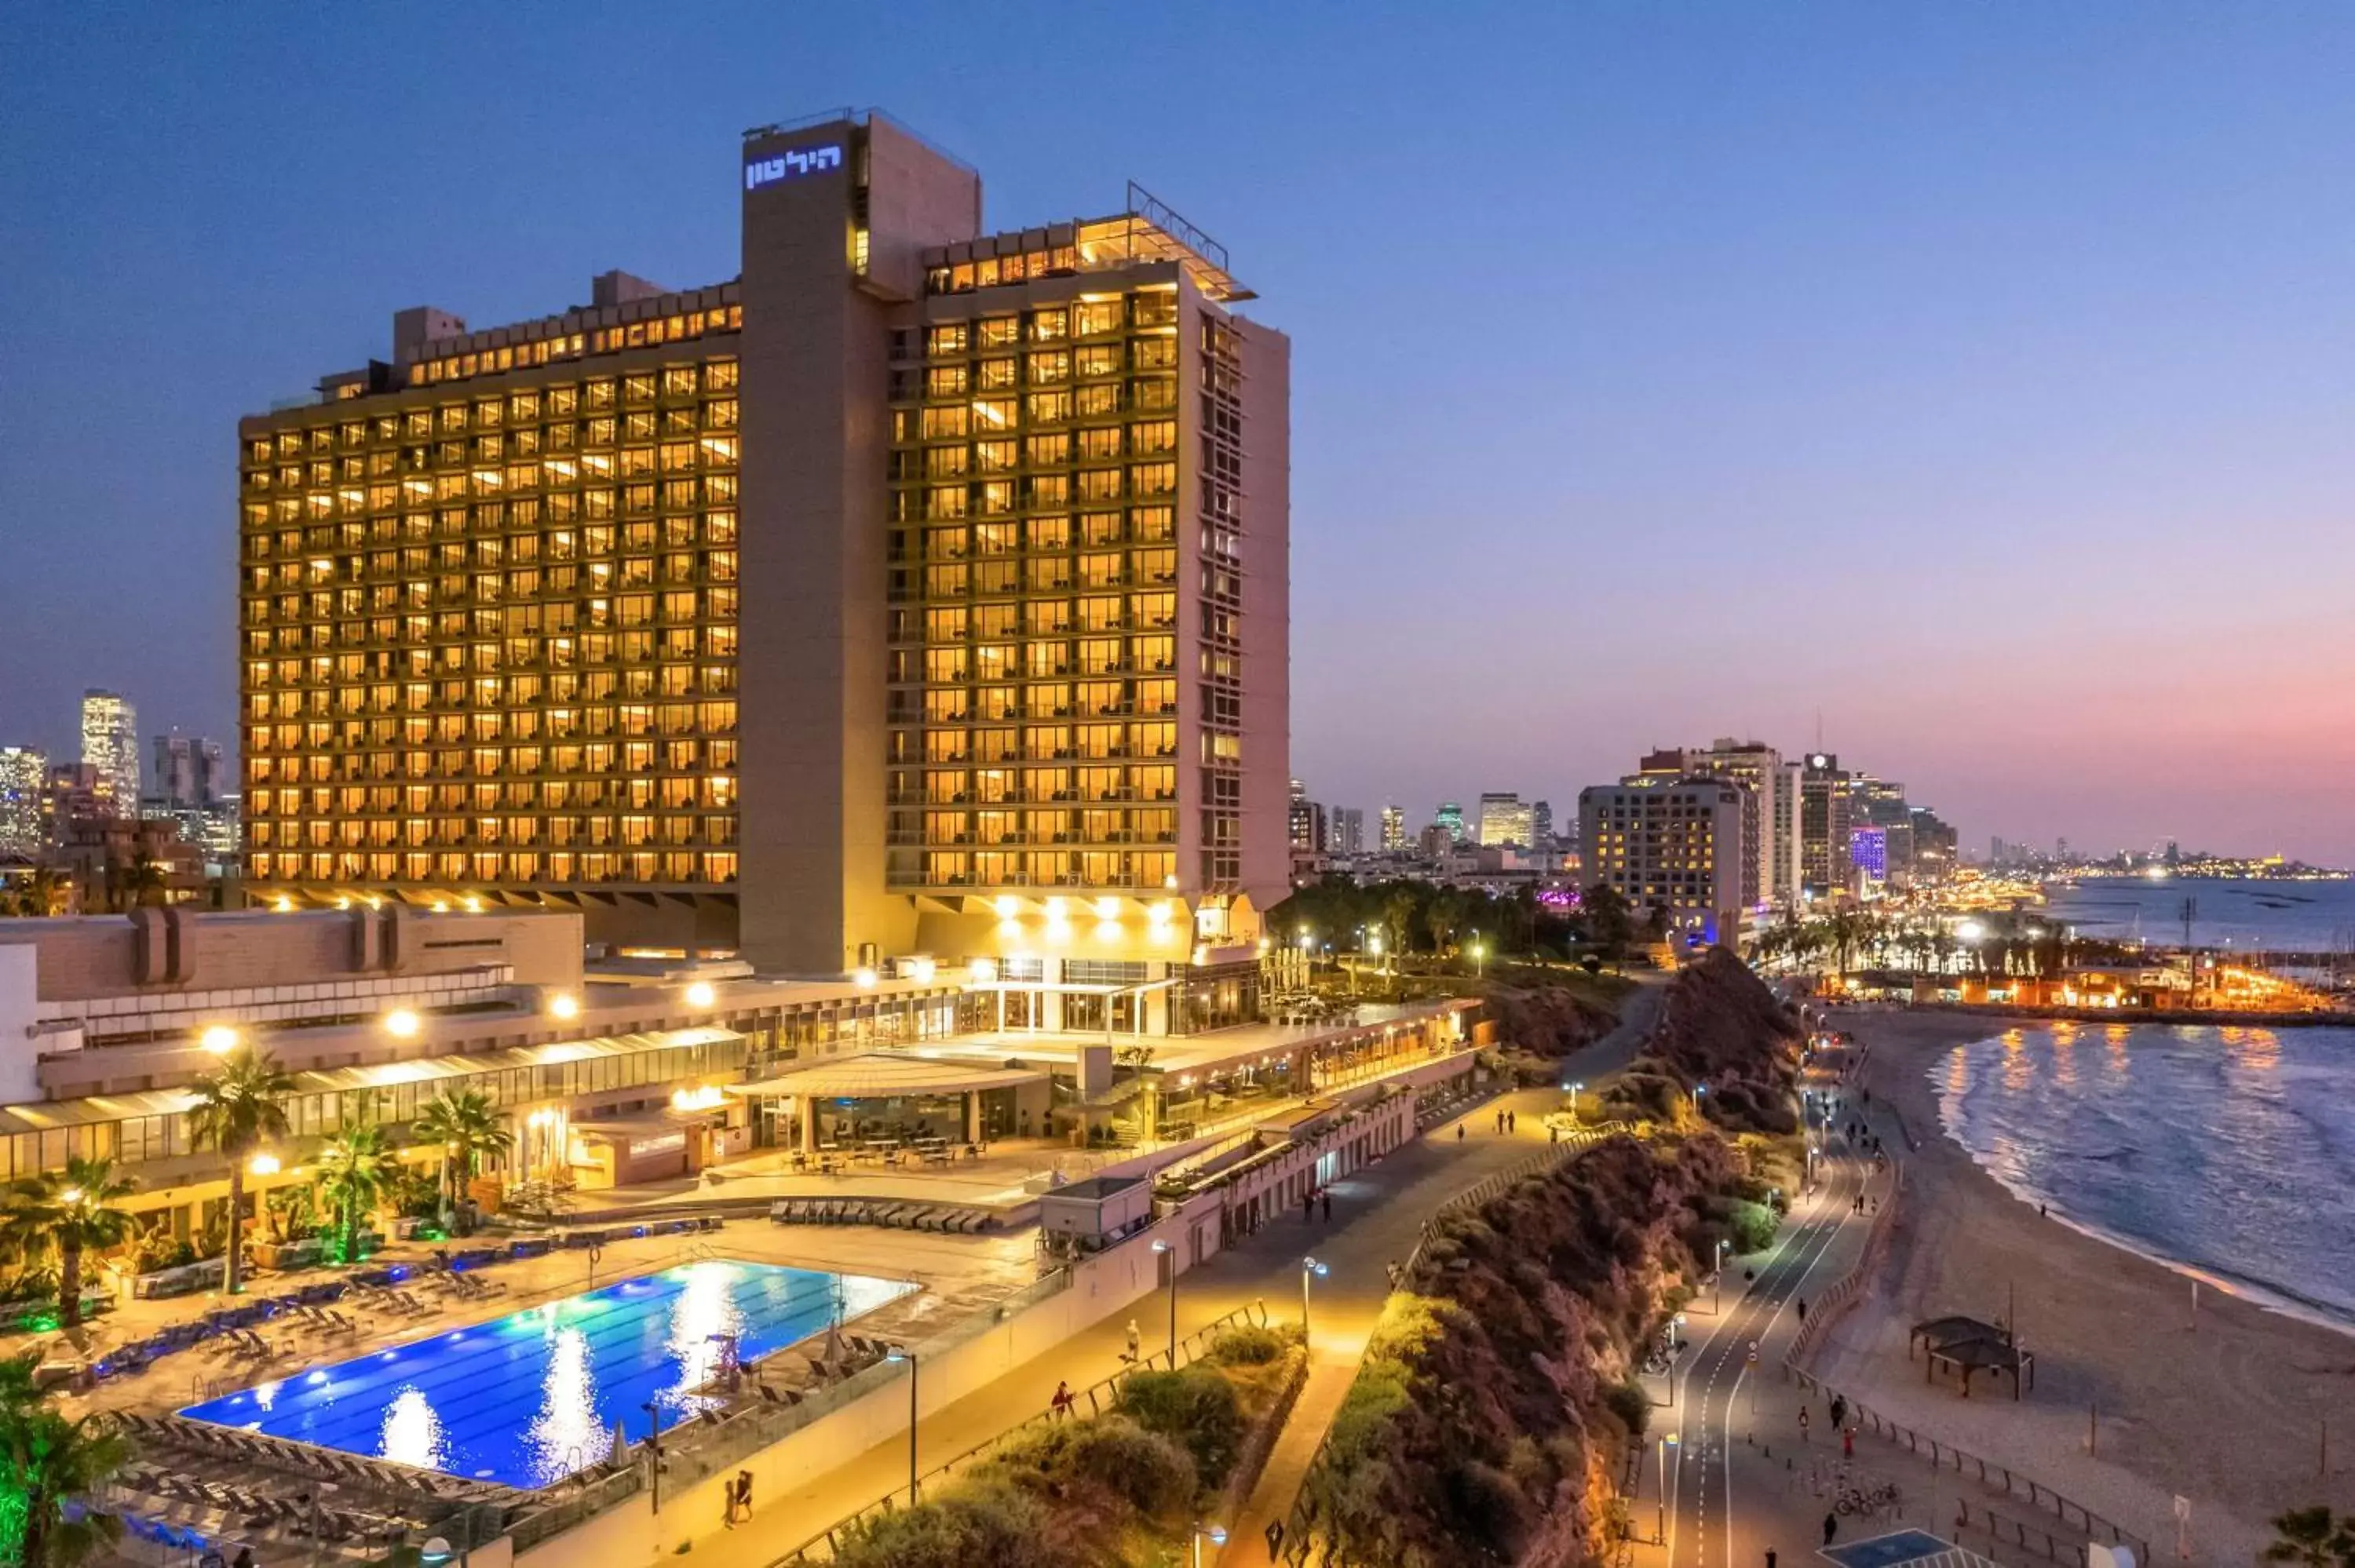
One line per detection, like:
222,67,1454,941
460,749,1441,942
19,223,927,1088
1475,793,1533,848
1798,752,1853,895
1378,804,1405,851
0,748,44,859
1327,807,1364,855
81,691,140,813
237,112,1289,1003
1433,801,1464,844
1578,775,1749,946
152,735,228,809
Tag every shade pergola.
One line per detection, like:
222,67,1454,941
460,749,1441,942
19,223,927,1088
1909,1314,2036,1399
726,1052,1048,1151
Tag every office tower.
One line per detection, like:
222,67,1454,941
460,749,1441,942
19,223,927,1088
1327,808,1364,855
1579,775,1750,946
1475,793,1533,848
1798,753,1853,895
80,691,139,813
1378,804,1405,851
1530,800,1553,852
240,111,1288,989
0,747,45,858
1289,779,1314,851
1989,836,2007,869
1433,801,1465,844
152,735,228,809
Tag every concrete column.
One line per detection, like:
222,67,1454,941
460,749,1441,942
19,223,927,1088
798,1096,816,1156
964,1090,981,1142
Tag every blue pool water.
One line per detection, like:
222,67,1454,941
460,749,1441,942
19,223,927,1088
179,1260,915,1489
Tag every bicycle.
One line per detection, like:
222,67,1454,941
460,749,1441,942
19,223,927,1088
1835,1482,1900,1516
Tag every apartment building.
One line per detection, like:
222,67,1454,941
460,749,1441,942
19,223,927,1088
237,111,1288,1012
1577,775,1751,948
82,691,140,811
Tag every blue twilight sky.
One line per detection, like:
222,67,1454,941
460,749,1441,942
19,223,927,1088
5,3,2354,862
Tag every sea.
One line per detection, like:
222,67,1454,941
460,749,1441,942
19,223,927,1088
2038,874,2355,955
1936,1022,2355,1334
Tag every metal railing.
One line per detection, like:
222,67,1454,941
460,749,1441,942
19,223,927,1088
768,1300,1270,1563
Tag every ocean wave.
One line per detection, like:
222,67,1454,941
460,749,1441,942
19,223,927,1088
1933,1026,2355,1333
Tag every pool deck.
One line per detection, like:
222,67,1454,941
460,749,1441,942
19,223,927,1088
56,1214,1038,1423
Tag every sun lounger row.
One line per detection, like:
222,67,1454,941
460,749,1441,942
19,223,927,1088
769,1197,993,1233
114,1409,519,1511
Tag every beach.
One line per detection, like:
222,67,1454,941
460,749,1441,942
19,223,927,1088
1809,1007,2355,1566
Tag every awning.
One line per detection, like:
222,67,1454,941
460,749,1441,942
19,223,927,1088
725,1052,1047,1099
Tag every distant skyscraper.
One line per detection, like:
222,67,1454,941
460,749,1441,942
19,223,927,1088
1288,779,1326,854
152,735,227,809
79,691,139,813
1475,793,1533,848
1531,800,1553,850
1990,836,2007,868
1378,804,1406,851
1676,738,1795,908
1327,808,1364,855
0,746,46,858
1434,801,1466,844
1798,753,1852,895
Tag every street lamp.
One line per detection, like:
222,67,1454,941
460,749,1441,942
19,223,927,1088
1150,1239,1178,1361
1655,1431,1680,1541
384,1008,420,1038
1300,1256,1328,1348
200,1025,239,1055
885,1344,918,1504
1192,1522,1229,1568
684,979,717,1009
1568,1080,1584,1118
641,1400,666,1513
1713,1238,1727,1310
1469,934,1486,979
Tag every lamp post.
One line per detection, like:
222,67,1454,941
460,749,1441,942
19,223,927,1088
1655,1431,1679,1541
1300,1256,1328,1349
1714,1238,1727,1311
641,1401,665,1514
1568,1080,1583,1119
1192,1522,1229,1568
885,1344,918,1504
1151,1239,1178,1362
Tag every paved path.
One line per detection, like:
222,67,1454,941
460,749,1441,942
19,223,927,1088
679,1084,1569,1568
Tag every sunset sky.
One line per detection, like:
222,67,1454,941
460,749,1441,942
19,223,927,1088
5,3,2353,861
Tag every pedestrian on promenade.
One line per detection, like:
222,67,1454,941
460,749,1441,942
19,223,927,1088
1303,1190,1315,1223
1508,1110,1517,1132
1550,1125,1560,1144
1843,1425,1855,1458
1322,1190,1332,1222
1830,1395,1846,1428
1456,1123,1466,1143
1125,1318,1141,1363
1798,1297,1808,1325
1823,1512,1838,1547
1050,1380,1075,1419
1496,1108,1506,1133
1798,1406,1810,1442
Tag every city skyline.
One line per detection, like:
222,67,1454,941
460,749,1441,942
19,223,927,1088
8,5,2355,862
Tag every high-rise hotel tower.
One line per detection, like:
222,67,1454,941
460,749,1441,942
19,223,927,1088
238,111,1290,1002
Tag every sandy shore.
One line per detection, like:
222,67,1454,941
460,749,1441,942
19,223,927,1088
1809,1007,2355,1566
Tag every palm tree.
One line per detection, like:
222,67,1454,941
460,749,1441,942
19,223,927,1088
3,1160,136,1330
2262,1507,2355,1568
3,868,68,918
185,1047,293,1295
0,1388,129,1568
412,1088,513,1215
314,1125,396,1264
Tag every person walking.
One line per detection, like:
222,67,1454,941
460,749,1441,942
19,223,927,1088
1322,1190,1332,1222
1303,1189,1315,1223
1798,1406,1811,1442
1843,1424,1855,1458
1050,1380,1075,1419
1823,1511,1838,1547
1830,1395,1846,1430
736,1470,754,1522
1124,1318,1141,1363
1798,1297,1808,1325
1495,1107,1506,1134
1456,1122,1466,1143
1507,1110,1517,1132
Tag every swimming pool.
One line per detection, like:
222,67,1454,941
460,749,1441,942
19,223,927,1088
179,1260,915,1489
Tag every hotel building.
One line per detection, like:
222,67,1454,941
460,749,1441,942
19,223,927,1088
1577,773,1751,948
236,111,1289,1026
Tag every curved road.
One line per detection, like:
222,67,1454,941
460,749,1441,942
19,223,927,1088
1663,1107,1875,1568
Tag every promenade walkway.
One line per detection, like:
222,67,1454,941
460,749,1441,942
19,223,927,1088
673,1085,1569,1568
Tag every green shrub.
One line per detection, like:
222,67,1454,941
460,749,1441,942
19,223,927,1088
831,1476,1064,1568
1206,1322,1290,1366
989,1414,1196,1517
1727,1200,1778,1253
1112,1365,1243,1488
1601,1377,1651,1438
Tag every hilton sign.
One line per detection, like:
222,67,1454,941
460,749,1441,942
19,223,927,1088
745,144,842,191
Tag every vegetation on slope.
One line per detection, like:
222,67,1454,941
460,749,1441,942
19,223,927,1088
1601,946,1804,1136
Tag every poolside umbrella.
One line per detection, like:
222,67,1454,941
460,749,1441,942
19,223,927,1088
608,1420,631,1467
